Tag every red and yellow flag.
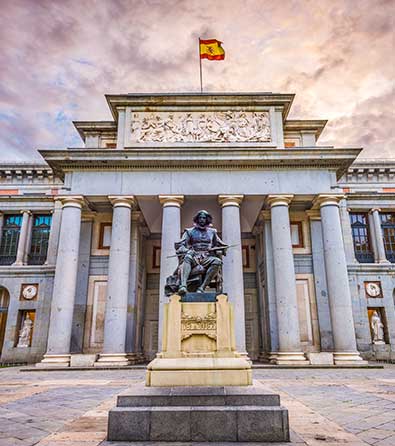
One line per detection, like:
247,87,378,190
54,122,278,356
199,39,225,60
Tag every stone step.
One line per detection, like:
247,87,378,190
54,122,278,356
117,385,280,407
108,405,289,442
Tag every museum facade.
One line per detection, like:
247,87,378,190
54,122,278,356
0,92,394,366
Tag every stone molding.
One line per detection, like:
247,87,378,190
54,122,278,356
306,210,321,220
39,147,362,181
218,194,244,207
57,196,85,209
313,194,345,209
108,195,136,209
266,194,294,207
158,195,184,208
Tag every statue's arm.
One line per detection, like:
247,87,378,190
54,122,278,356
213,229,228,247
176,229,191,254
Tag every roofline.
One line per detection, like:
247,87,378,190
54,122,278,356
105,92,295,122
72,121,117,140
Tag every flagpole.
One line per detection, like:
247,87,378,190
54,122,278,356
198,37,203,93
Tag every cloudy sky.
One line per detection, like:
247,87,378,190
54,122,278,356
0,0,394,161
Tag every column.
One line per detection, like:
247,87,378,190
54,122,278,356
45,199,62,265
267,195,307,364
368,212,378,262
218,195,247,354
23,214,34,264
37,196,84,367
315,194,365,364
339,199,357,263
307,210,334,352
13,210,31,266
158,195,184,350
0,212,4,247
116,107,126,150
371,208,389,263
97,196,135,366
125,211,140,362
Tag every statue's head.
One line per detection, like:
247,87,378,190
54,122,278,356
193,210,213,228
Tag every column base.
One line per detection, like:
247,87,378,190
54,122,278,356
126,353,144,364
333,351,368,365
36,354,70,368
94,353,131,367
270,352,308,365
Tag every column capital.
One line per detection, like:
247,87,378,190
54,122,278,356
218,194,244,207
370,207,381,213
266,194,293,208
131,210,142,222
260,210,271,221
306,210,321,221
159,195,184,208
57,196,85,209
313,194,345,209
109,195,136,209
19,210,32,216
81,211,97,222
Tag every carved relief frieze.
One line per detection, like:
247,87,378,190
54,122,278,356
181,311,217,340
130,111,271,143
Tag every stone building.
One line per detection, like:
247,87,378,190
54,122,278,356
0,92,394,366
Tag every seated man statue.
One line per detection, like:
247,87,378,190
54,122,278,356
165,210,228,295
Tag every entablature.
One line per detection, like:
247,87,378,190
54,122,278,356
39,147,361,180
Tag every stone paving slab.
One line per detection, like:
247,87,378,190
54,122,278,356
0,365,394,445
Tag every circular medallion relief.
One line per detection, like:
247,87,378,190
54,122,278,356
22,285,38,300
366,282,381,297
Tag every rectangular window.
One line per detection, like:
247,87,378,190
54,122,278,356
98,223,112,249
350,213,374,263
0,215,22,265
291,222,304,248
380,213,395,263
28,215,52,265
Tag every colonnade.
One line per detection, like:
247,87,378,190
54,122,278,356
38,193,364,367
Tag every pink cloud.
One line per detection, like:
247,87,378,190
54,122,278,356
0,0,394,160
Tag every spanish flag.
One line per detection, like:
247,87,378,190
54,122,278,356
199,39,225,60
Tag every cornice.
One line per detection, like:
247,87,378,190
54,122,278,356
105,92,295,121
72,121,117,141
284,119,327,139
39,147,361,180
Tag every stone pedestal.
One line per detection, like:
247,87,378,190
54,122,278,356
146,294,252,387
108,383,290,442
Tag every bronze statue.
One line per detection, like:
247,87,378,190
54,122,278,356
165,210,228,296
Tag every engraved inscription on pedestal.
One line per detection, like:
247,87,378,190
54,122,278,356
181,311,217,341
130,111,271,143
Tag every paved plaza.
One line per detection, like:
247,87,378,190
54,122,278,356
0,365,394,446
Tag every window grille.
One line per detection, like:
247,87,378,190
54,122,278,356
380,213,395,263
28,215,52,265
350,213,374,263
0,215,22,265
